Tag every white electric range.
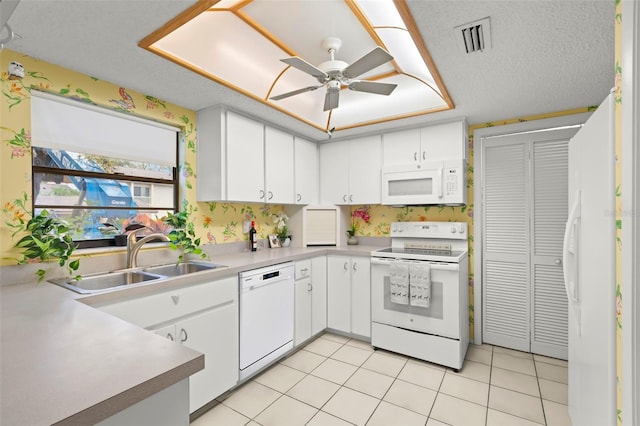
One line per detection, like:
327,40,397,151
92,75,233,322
370,221,469,370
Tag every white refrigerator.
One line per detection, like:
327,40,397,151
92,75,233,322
563,90,616,425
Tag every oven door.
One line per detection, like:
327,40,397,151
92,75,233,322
371,257,461,339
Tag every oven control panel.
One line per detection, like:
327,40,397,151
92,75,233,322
390,221,467,239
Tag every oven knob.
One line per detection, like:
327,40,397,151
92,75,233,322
450,227,457,233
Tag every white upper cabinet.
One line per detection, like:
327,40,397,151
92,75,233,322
382,119,468,168
226,111,265,202
348,135,382,204
294,137,319,205
265,126,294,204
319,142,349,205
197,107,296,204
319,135,382,205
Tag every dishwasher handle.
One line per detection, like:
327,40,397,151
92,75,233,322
241,273,293,292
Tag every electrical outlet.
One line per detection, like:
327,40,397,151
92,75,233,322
243,221,251,234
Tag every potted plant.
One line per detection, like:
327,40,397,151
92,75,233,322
272,211,291,247
11,209,80,282
346,206,371,245
161,202,208,263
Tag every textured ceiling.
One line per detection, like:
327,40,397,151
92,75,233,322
4,0,614,142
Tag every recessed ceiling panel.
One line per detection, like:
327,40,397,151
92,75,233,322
140,0,453,133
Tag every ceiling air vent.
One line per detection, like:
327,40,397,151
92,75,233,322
455,17,491,54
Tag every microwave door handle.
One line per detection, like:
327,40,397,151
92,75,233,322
436,168,443,198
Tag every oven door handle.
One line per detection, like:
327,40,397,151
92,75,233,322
370,257,459,271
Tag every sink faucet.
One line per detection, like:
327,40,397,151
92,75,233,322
126,230,171,269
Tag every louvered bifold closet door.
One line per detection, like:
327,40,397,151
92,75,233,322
482,139,530,352
530,137,571,359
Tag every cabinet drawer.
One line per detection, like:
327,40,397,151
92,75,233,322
295,260,312,280
99,277,238,328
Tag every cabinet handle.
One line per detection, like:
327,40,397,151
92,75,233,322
414,152,418,161
343,262,348,271
180,328,188,343
308,282,312,292
259,190,265,199
268,191,273,200
422,151,426,160
343,194,347,202
167,333,174,341
300,267,309,273
353,262,358,272
297,193,302,202
349,194,353,203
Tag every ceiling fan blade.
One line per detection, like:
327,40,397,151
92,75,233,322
348,80,397,96
342,46,394,79
323,89,340,111
281,57,328,80
270,85,322,101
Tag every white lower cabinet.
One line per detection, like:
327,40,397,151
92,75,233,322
327,255,371,337
153,302,238,413
294,257,327,346
97,276,239,414
311,257,328,335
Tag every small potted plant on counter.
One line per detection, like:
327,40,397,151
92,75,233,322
272,211,291,247
346,206,371,245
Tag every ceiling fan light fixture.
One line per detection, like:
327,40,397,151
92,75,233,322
273,37,396,111
327,80,341,91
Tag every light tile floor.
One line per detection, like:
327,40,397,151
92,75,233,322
192,333,570,426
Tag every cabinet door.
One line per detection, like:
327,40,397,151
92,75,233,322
311,256,327,335
294,278,312,346
320,142,349,204
350,257,371,338
178,302,239,413
327,256,351,332
294,137,319,204
226,111,265,202
265,126,294,204
348,135,382,204
382,128,421,167
420,120,467,162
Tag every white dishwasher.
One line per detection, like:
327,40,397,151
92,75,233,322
239,262,294,380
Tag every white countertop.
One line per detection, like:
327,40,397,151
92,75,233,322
0,244,379,425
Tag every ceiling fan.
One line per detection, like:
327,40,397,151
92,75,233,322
270,37,398,111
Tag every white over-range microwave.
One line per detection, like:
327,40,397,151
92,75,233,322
381,159,467,206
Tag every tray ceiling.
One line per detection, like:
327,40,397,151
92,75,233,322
139,0,453,133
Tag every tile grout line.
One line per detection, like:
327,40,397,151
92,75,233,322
484,345,494,426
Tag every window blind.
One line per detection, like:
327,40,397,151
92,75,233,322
30,91,179,166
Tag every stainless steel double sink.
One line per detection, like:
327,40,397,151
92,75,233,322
49,262,225,294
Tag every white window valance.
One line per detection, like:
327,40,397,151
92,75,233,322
30,91,179,167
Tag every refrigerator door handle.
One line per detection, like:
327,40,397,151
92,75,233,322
563,189,581,303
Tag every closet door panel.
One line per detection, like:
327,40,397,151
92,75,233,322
482,140,529,351
531,138,571,359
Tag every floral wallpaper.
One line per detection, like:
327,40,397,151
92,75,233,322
614,0,623,422
0,49,287,264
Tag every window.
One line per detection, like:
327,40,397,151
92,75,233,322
133,184,152,207
30,91,179,248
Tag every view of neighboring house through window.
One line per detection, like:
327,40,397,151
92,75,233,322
30,90,179,248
